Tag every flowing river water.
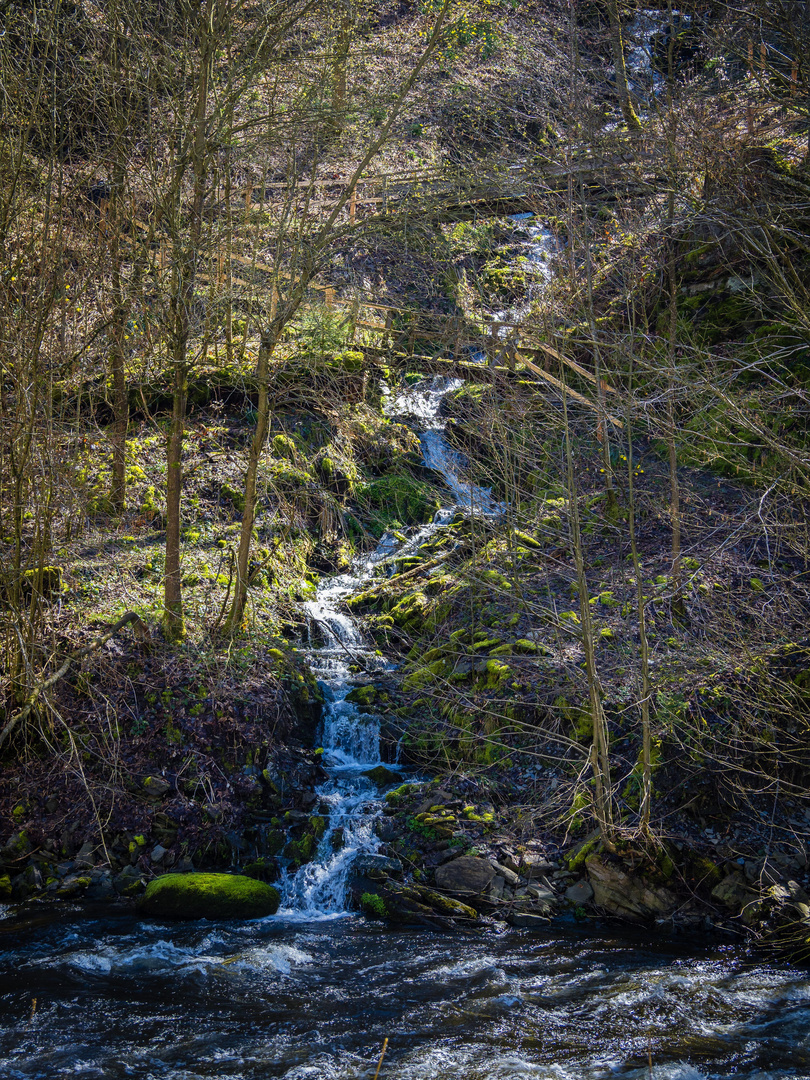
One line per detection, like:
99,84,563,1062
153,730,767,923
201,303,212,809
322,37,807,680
2,223,810,1078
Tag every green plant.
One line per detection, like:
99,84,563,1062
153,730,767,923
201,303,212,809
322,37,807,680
360,891,388,917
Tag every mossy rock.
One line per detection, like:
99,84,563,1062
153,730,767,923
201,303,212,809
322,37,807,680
138,873,280,920
345,685,378,708
358,474,441,527
21,566,63,598
272,433,298,461
220,482,245,514
390,591,429,630
485,658,512,690
403,658,447,690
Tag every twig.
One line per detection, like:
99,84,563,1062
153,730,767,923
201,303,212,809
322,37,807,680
0,611,150,750
372,1038,389,1080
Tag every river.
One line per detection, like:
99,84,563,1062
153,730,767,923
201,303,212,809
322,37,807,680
0,911,809,1078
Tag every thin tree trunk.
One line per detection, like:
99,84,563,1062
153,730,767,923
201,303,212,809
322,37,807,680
606,0,642,132
226,330,275,632
109,159,128,513
162,0,214,641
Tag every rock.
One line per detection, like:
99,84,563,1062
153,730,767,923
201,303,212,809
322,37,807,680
2,831,32,861
150,845,168,865
490,860,520,887
0,874,11,900
363,765,402,787
139,873,281,920
415,887,478,920
57,874,91,898
507,910,551,928
565,880,594,905
142,776,171,799
528,884,558,904
711,872,763,925
486,875,506,902
414,789,455,815
75,842,96,868
521,853,554,880
586,857,676,921
85,873,116,901
435,856,495,898
11,865,42,900
114,865,145,896
353,854,403,879
345,685,378,710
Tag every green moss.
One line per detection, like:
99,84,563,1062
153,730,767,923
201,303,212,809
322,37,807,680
359,474,441,528
360,891,388,918
220,482,245,514
485,658,512,690
489,644,513,656
566,835,600,871
272,433,298,461
21,566,63,598
385,782,420,805
345,685,377,707
403,658,447,690
138,873,280,919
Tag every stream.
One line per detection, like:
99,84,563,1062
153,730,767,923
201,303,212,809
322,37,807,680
2,220,809,1078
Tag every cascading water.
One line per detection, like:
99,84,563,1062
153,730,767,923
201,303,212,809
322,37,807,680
280,372,508,918
280,216,558,917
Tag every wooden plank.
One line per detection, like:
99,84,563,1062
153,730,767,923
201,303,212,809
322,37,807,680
519,354,624,427
517,342,617,394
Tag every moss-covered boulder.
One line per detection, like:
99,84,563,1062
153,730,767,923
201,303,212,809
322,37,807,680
138,873,280,920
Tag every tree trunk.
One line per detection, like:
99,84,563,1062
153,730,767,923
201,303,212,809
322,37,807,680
606,0,642,132
163,344,187,641
226,330,275,633
109,159,128,514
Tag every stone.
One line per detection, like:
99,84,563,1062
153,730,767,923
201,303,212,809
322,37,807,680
363,765,402,787
507,910,551,928
151,845,168,865
11,865,42,900
85,874,116,901
586,857,676,921
521,853,554,880
490,860,520,887
57,874,91,898
565,880,594,905
486,875,506,902
142,776,171,799
75,842,96,868
528,884,558,903
414,789,455,815
435,856,496,898
114,865,145,896
416,887,478,920
139,873,280,920
353,854,402,878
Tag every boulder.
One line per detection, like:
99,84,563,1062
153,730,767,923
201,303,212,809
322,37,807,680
586,857,676,921
353,854,403,879
490,860,520,886
507,910,551,928
435,856,495,898
521,853,555,880
363,765,402,787
142,776,171,799
711,872,764,926
139,873,280,920
565,880,594,905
